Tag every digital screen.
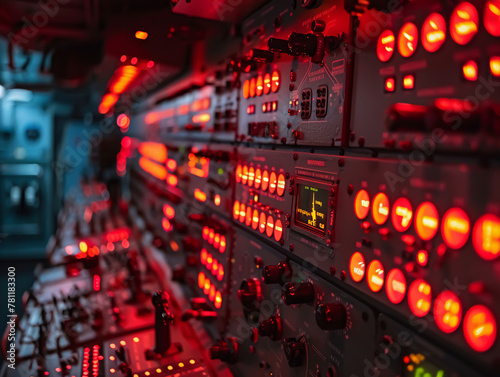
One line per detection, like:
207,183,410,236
295,184,329,235
403,353,445,377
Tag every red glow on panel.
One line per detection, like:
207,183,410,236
167,174,178,187
377,30,395,62
188,153,209,178
263,73,271,95
349,252,365,282
422,13,446,52
93,275,101,292
391,198,413,232
138,142,167,163
408,279,431,317
485,1,500,36
194,189,207,202
354,190,370,220
441,207,470,249
385,269,406,304
117,114,130,129
434,290,462,333
416,250,428,266
372,193,389,225
269,172,277,194
463,305,497,352
208,229,215,245
398,23,418,58
414,202,439,240
219,236,226,253
473,214,500,260
135,31,148,40
367,260,384,292
98,93,119,114
271,71,280,92
201,249,207,264
139,157,167,180
262,170,269,191
245,206,252,227
204,279,211,295
450,2,479,45
463,60,478,81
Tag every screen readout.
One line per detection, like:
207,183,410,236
295,184,329,234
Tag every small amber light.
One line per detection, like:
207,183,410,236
385,77,395,92
403,75,414,90
463,60,478,81
490,57,500,77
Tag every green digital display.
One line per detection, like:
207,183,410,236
403,353,445,377
295,184,329,235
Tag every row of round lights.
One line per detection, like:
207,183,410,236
200,248,225,281
233,201,284,242
354,189,500,261
202,226,227,253
242,71,280,99
198,272,223,309
349,252,497,352
377,1,500,62
235,164,287,197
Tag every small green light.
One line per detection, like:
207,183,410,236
218,168,224,175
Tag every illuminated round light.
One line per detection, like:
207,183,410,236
245,206,253,227
233,201,240,220
403,75,414,90
217,265,224,281
408,279,431,317
416,250,428,266
377,30,395,62
485,1,500,36
450,2,479,45
372,193,389,225
414,202,439,241
208,229,215,244
201,248,208,264
385,77,395,92
422,13,446,52
277,174,286,196
252,209,259,230
398,22,418,58
262,170,269,191
242,166,248,185
463,60,478,81
266,216,274,237
219,236,226,253
243,80,250,99
274,219,283,241
256,75,264,96
434,291,462,333
391,197,413,232
269,172,277,194
248,167,255,187
259,212,267,234
271,71,280,93
206,253,213,270
209,285,216,301
263,73,271,95
163,204,175,219
367,260,384,292
212,259,218,274
354,189,370,220
214,194,221,207
441,207,470,249
254,168,262,189
385,269,406,304
473,214,500,260
239,203,246,223
349,252,365,282
490,57,500,77
249,77,256,98
236,164,242,183
464,305,497,352
204,279,211,294
215,291,222,309
214,233,221,249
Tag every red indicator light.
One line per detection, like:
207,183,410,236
408,279,431,317
138,142,167,163
248,167,255,188
256,75,263,96
217,265,224,281
213,233,221,249
140,157,167,180
277,174,286,196
354,189,370,220
215,291,222,309
271,71,280,93
414,202,439,240
463,60,478,81
272,101,278,111
93,275,101,292
214,194,221,207
166,159,177,172
416,250,428,266
201,249,207,264
262,103,267,113
450,2,478,45
391,197,413,232
252,209,259,230
243,80,250,99
163,204,175,219
490,57,500,77
162,218,173,232
464,305,497,352
239,203,246,223
485,1,500,36
434,290,462,333
219,236,226,253
349,252,365,282
262,170,269,191
204,279,211,295
259,212,267,234
117,114,130,129
398,22,418,58
254,168,262,189
236,164,242,183
422,13,446,52
206,253,213,270
194,188,207,202
403,75,414,90
266,216,274,238
385,269,406,304
135,31,148,40
242,166,248,185
233,201,240,220
167,174,178,187
367,260,384,292
192,113,211,123
263,73,271,94
198,272,205,288
385,77,395,92
377,30,395,62
269,172,277,194
245,206,253,227
249,77,256,98
473,214,500,260
274,219,283,241
372,193,389,225
441,207,470,249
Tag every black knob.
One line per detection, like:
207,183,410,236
282,338,305,367
315,303,347,331
209,338,239,364
282,282,315,305
258,315,282,341
238,278,262,310
263,261,292,284
268,38,291,54
250,49,274,62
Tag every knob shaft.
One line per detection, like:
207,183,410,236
282,337,305,367
258,315,282,341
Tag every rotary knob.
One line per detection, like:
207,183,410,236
282,337,305,367
258,315,282,341
282,282,315,305
263,261,292,284
209,338,239,364
237,278,262,310
315,303,347,331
